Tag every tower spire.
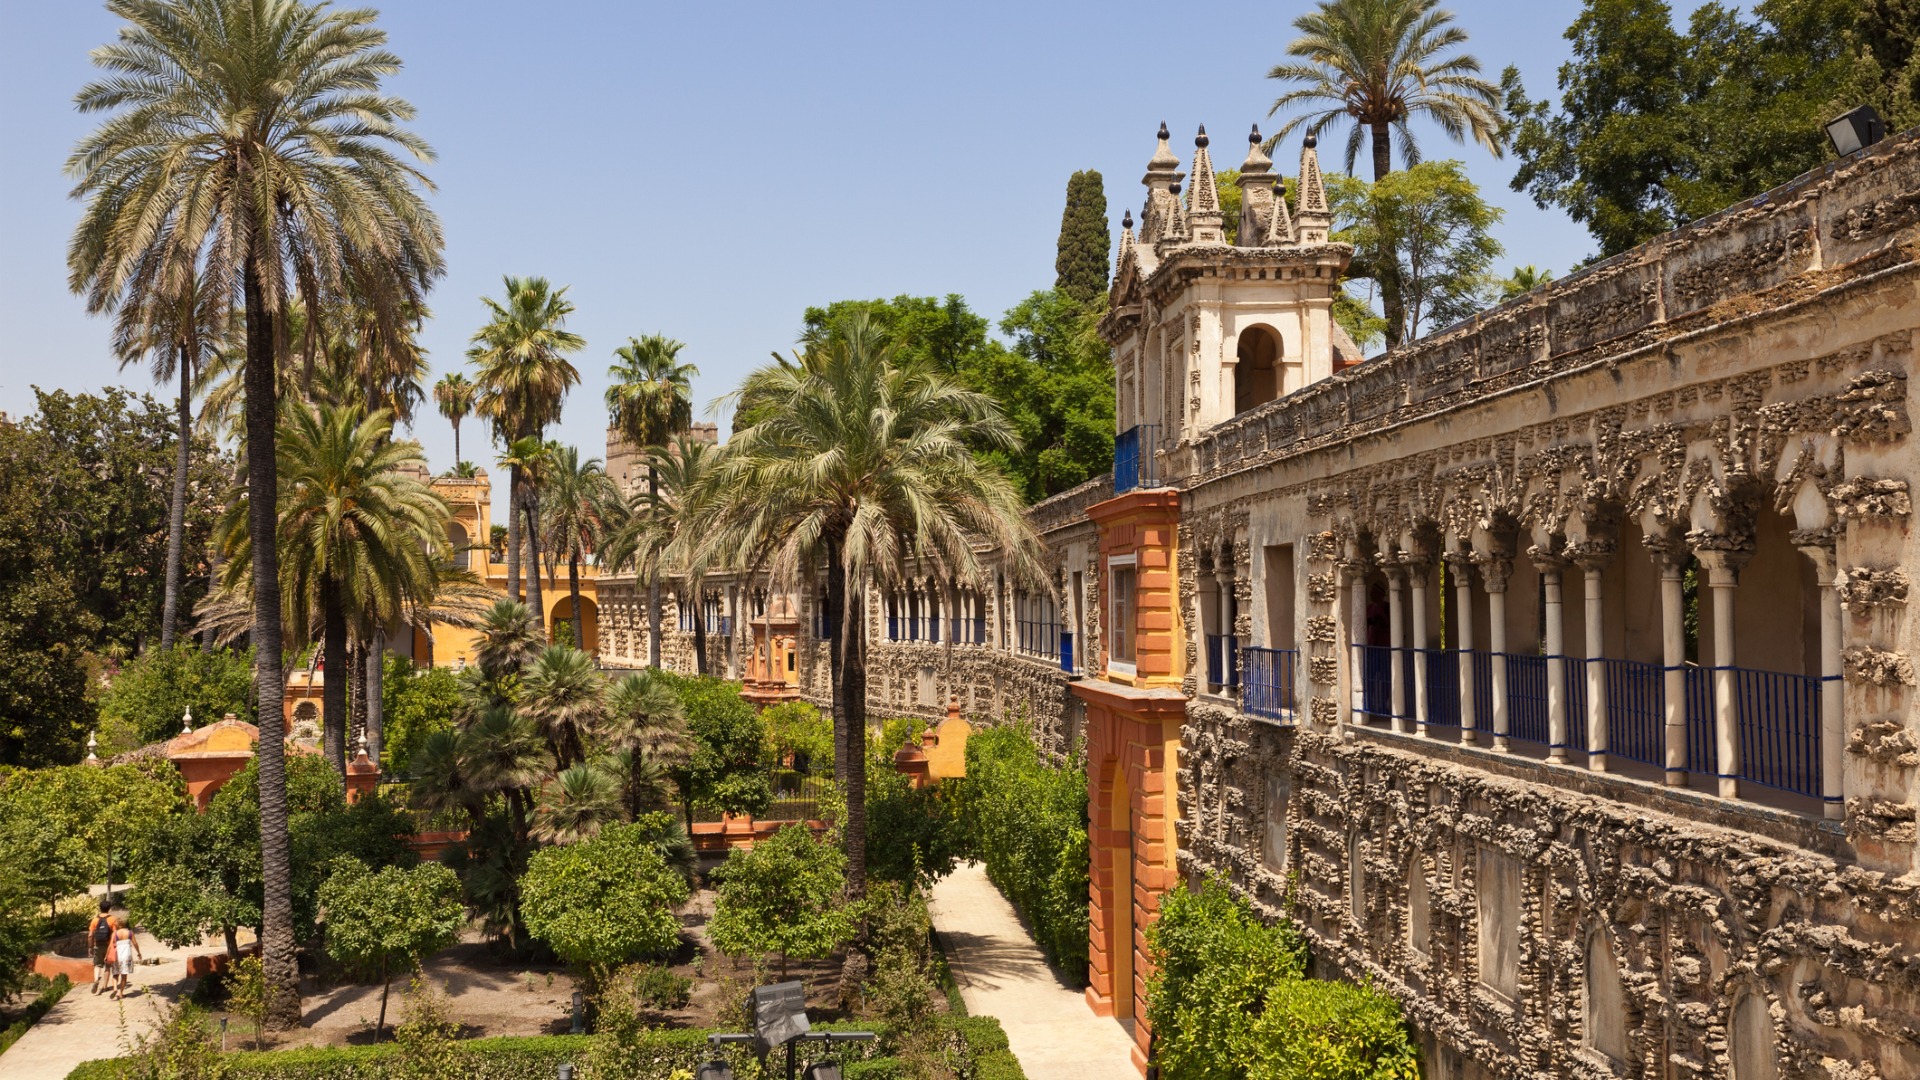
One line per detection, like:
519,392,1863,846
1115,208,1136,278
1185,125,1225,244
1235,123,1282,247
1140,122,1185,248
1295,132,1331,244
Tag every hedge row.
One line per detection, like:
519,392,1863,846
0,975,73,1059
64,1016,1026,1080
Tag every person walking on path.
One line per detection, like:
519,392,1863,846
110,923,142,1000
86,899,118,995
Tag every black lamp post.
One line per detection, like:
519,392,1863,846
1826,105,1887,157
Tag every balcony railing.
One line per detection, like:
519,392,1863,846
1113,424,1162,494
1241,646,1298,722
1061,632,1075,674
1205,633,1240,692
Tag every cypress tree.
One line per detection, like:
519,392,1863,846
1054,170,1111,306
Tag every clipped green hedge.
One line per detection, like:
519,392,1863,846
64,1016,1027,1080
0,974,73,1058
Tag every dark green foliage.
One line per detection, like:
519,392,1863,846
1054,170,1111,305
0,389,226,766
519,819,691,969
0,975,71,1057
380,658,463,778
1329,162,1504,343
1505,0,1920,258
657,674,771,817
0,868,40,1003
64,1017,1028,1080
97,644,255,752
708,823,854,976
950,725,1089,978
863,737,961,888
762,700,835,774
1146,875,1416,1080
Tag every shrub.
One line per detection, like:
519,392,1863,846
96,643,254,751
520,820,690,972
761,700,834,774
318,860,466,1039
863,739,961,889
949,725,1088,977
380,658,464,778
1145,875,1416,1080
708,823,854,978
660,674,771,817
0,974,71,1057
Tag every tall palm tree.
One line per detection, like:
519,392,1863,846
605,335,698,669
700,314,1043,894
66,0,443,1027
468,277,583,607
112,273,226,650
220,402,448,774
604,435,718,674
518,643,605,770
497,437,557,633
1264,0,1502,349
472,598,542,686
540,446,621,651
434,372,477,469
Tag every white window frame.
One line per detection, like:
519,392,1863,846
1109,554,1139,677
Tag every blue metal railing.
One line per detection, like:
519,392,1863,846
1418,648,1461,728
1599,658,1664,768
1728,666,1825,797
1113,424,1162,494
1060,632,1075,674
1505,653,1550,745
1354,643,1396,724
1242,646,1297,722
1685,665,1716,777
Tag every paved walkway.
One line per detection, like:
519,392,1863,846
3,927,212,1080
928,862,1138,1080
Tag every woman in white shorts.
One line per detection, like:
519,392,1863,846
111,924,142,1000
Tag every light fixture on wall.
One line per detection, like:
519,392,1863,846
1826,105,1886,156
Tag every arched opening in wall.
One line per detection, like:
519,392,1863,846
1729,990,1779,1080
1234,325,1281,414
447,521,471,570
291,700,320,745
1585,931,1630,1064
550,595,599,655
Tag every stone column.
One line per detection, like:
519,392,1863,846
1572,541,1615,772
1342,553,1371,723
1645,534,1690,787
1445,551,1477,739
1385,564,1408,731
1533,548,1570,763
1694,545,1751,800
1798,541,1845,819
1407,558,1431,737
1479,553,1513,752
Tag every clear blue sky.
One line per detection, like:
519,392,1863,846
1,0,1616,483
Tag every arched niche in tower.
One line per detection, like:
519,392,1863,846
1235,325,1282,414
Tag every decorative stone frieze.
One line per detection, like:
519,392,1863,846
1842,646,1917,688
1838,567,1910,610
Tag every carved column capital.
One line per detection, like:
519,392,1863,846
1473,551,1513,594
1641,530,1690,574
1527,542,1569,577
1565,538,1616,574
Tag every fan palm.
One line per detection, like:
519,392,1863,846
434,372,477,469
66,0,443,1026
112,272,227,649
520,644,606,769
603,670,694,819
468,277,583,607
540,446,622,651
700,313,1043,894
471,598,542,694
530,762,622,845
606,335,698,668
459,705,554,840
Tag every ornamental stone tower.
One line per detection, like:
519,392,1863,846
1101,124,1356,484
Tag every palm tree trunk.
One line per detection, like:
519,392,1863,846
451,419,461,469
569,557,585,651
1370,119,1407,350
506,465,522,602
837,572,868,898
160,347,192,651
367,626,386,766
322,582,348,776
524,496,545,639
350,640,369,754
646,467,662,670
825,541,846,786
243,259,300,1029
692,587,709,676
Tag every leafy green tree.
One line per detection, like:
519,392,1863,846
0,762,181,916
602,670,693,820
603,436,722,673
1504,0,1917,258
98,644,254,752
1498,264,1554,300
862,753,961,889
961,290,1117,502
1054,170,1111,305
380,658,464,779
520,820,690,972
1146,875,1307,1080
666,675,771,819
1330,161,1504,342
318,860,465,1041
469,276,585,612
708,824,855,978
67,0,443,1026
1246,979,1421,1080
796,296,991,381
761,701,834,775
0,862,41,1003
